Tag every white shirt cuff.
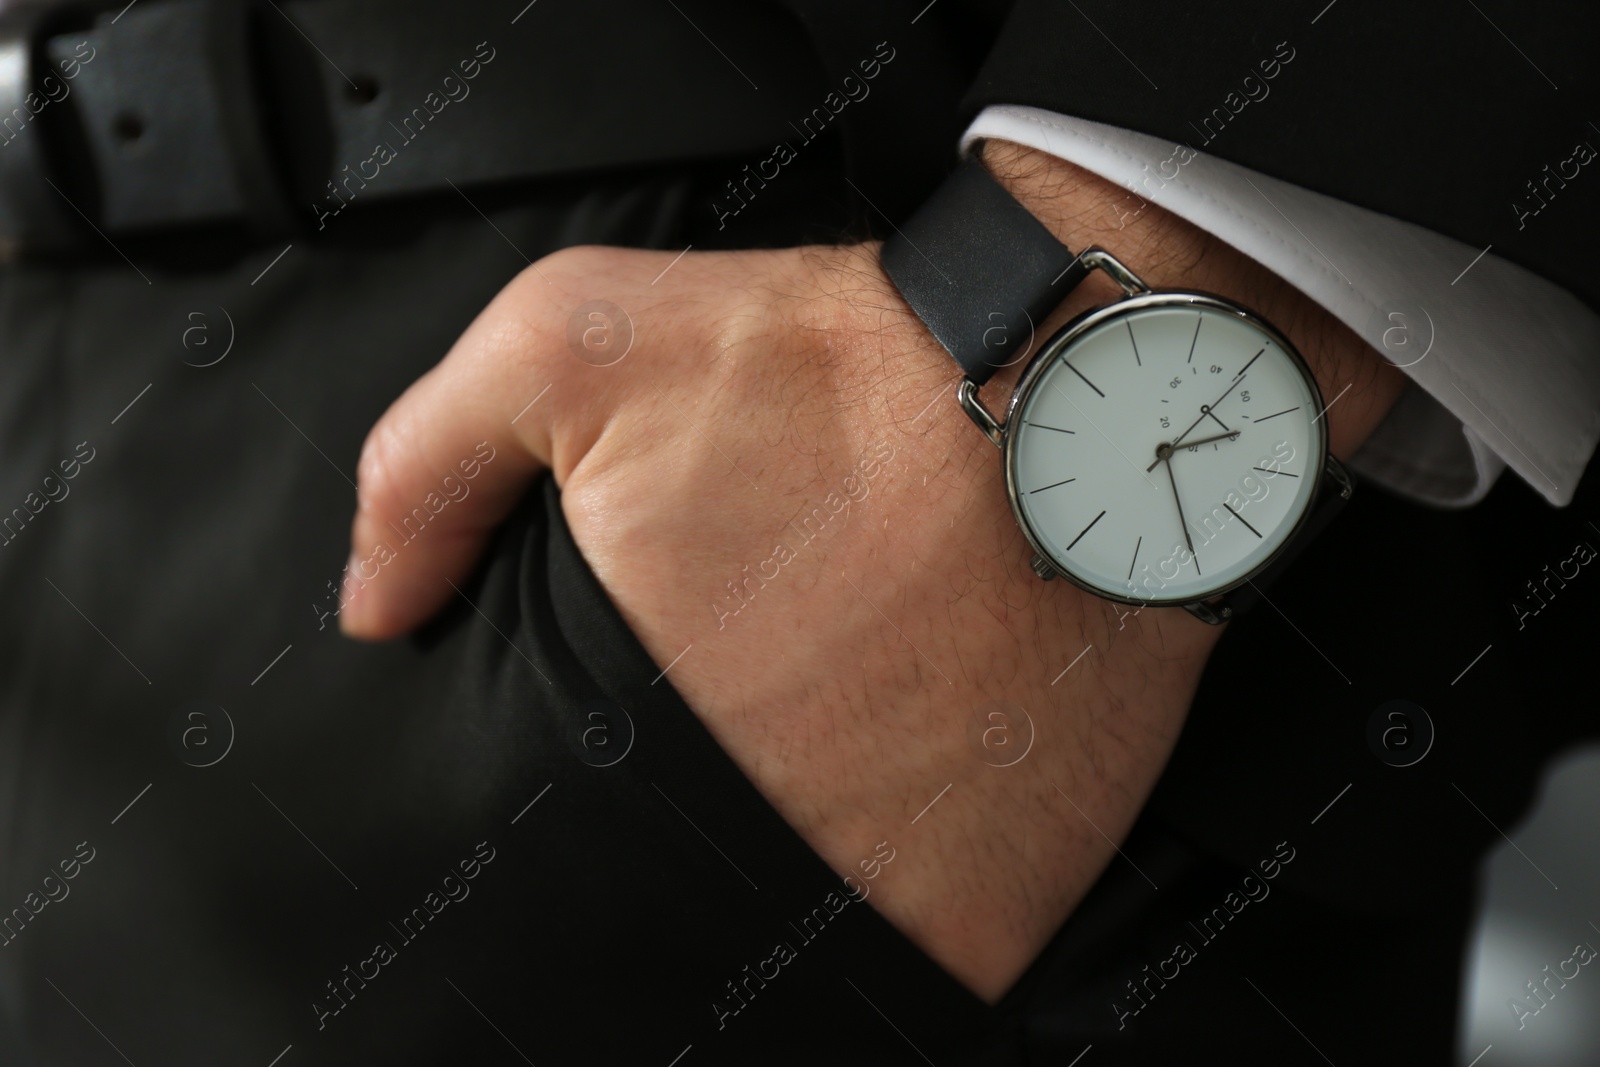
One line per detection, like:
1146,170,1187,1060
961,105,1600,507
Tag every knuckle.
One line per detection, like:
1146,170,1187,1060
536,243,617,279
472,309,548,382
477,247,626,378
354,409,426,523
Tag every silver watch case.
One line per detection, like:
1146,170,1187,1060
956,248,1348,621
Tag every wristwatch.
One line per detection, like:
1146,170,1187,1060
879,158,1352,624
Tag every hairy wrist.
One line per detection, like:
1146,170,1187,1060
737,208,1227,1002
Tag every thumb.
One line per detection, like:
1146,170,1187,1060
339,289,559,641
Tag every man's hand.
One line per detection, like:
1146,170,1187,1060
339,142,1406,1001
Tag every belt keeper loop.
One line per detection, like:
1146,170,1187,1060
43,0,293,240
0,0,90,258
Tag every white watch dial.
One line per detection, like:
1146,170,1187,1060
1006,298,1324,604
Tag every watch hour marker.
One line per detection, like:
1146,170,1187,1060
1254,465,1298,477
1186,314,1203,363
1222,501,1262,538
1253,406,1300,423
1126,321,1142,366
1066,509,1106,551
1063,358,1105,398
1025,422,1076,434
1236,347,1265,378
1127,535,1142,581
1029,478,1077,494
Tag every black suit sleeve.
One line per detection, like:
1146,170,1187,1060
958,0,1600,309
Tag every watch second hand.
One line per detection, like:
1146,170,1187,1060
1150,372,1250,471
1204,407,1233,434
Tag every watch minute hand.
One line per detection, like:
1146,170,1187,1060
1163,453,1198,565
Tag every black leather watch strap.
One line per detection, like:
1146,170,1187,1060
880,158,1092,386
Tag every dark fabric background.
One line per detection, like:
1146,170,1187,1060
963,0,1600,310
0,1,1595,1064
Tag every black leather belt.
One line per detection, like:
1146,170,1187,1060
0,0,831,252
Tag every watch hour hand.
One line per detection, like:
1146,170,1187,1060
1162,373,1250,463
1175,429,1242,451
1145,425,1242,472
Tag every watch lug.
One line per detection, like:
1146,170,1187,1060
957,379,1004,448
1184,598,1234,625
1323,453,1354,500
1079,248,1151,295
1030,554,1058,581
